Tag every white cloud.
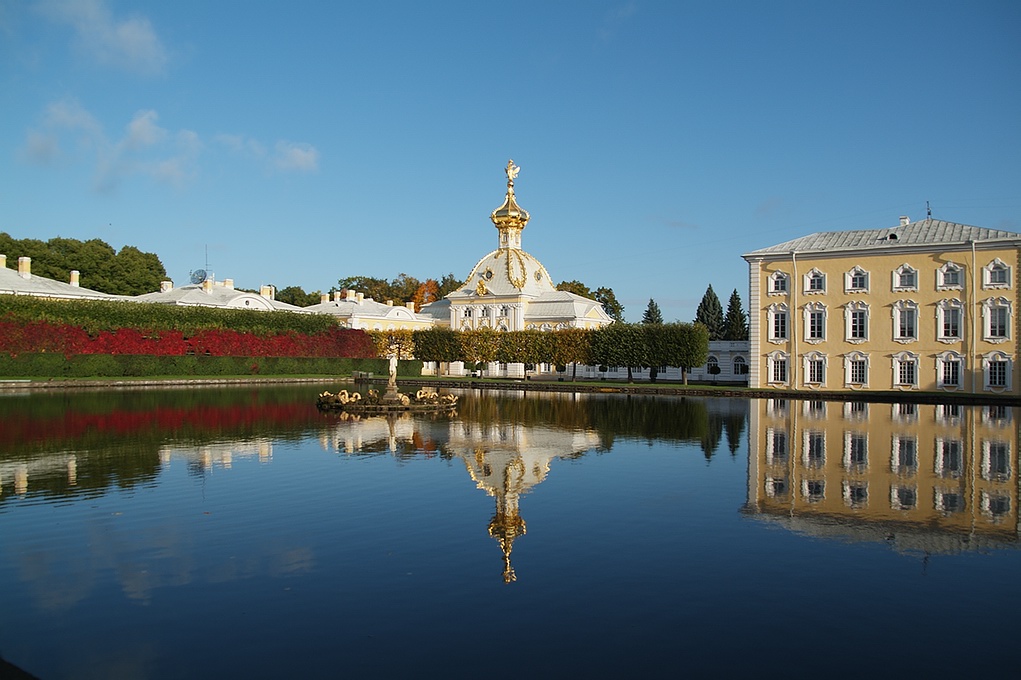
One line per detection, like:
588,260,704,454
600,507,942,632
215,133,267,158
37,0,168,74
273,141,319,173
22,98,200,192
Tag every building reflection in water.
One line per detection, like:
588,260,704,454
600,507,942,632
319,408,601,583
746,398,1019,553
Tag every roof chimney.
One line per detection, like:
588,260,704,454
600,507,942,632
160,280,173,293
345,289,356,301
223,278,234,289
18,257,30,279
260,285,275,300
0,255,6,268
202,279,213,294
385,299,394,306
322,293,330,304
405,302,416,311
356,292,364,304
69,270,80,287
899,216,910,226
333,291,342,302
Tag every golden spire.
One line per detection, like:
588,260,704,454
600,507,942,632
490,159,530,248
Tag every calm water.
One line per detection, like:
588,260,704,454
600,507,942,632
0,386,1018,678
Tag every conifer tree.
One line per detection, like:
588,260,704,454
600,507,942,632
695,285,725,340
723,289,749,340
642,298,663,324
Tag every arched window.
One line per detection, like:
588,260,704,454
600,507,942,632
803,351,826,386
845,266,869,293
893,264,917,291
936,351,964,389
733,356,748,375
767,350,789,384
983,351,1013,391
984,258,1011,289
804,268,826,294
937,262,963,290
768,271,789,294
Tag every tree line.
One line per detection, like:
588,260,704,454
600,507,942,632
370,322,710,383
641,285,748,342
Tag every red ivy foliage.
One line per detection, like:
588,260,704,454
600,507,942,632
0,320,376,359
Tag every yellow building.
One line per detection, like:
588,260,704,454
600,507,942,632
742,217,1021,394
746,399,1018,551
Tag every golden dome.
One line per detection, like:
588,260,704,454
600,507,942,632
490,159,530,233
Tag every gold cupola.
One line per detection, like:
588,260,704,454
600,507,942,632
490,159,530,250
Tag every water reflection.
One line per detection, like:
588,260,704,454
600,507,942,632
746,398,1019,553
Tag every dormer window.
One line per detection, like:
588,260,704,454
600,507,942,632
938,262,963,290
893,264,917,291
984,259,1011,289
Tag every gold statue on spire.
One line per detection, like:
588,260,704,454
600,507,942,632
505,159,520,188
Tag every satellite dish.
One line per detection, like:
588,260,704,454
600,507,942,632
190,269,207,284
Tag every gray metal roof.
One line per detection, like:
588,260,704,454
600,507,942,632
0,266,120,300
743,218,1021,258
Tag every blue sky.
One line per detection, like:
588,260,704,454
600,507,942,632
2,0,1019,322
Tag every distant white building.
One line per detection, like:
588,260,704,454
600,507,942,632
135,278,306,312
304,289,434,330
0,255,119,301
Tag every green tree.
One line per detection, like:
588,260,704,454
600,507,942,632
723,289,749,340
591,323,646,383
594,286,624,322
551,328,592,380
695,285,725,340
556,280,594,298
642,298,663,325
436,273,463,298
276,285,323,307
412,327,461,362
459,327,500,369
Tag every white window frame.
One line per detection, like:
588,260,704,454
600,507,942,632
802,430,826,469
845,266,869,293
842,480,868,508
983,258,1011,290
804,302,826,344
936,262,964,291
893,263,918,291
768,271,789,295
765,427,789,464
843,431,868,471
767,303,789,343
892,351,919,389
982,297,1012,343
935,437,963,478
803,351,827,386
981,440,1012,482
892,299,919,343
982,351,1013,391
767,350,789,385
804,268,826,294
935,351,965,390
935,298,963,343
891,434,918,474
844,351,869,388
844,301,869,344
890,484,917,510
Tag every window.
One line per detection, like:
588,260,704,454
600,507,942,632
733,356,748,375
983,351,1012,391
805,303,826,342
983,259,1011,289
982,441,1011,481
463,308,472,318
805,268,826,293
805,355,826,385
893,352,918,388
936,299,963,342
892,402,917,421
480,307,490,317
935,488,964,514
766,428,788,464
935,439,963,478
844,432,868,472
768,303,789,342
844,401,868,419
936,351,964,389
893,264,917,291
804,400,826,417
981,491,1011,520
937,262,963,290
891,435,918,474
891,485,917,510
983,405,1011,425
843,481,868,508
845,301,869,343
983,297,1011,342
845,267,869,293
765,477,788,498
893,300,918,342
845,352,869,387
769,271,789,294
803,431,825,469
802,479,825,503
768,352,789,384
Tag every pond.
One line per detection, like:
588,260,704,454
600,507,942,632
0,385,1018,678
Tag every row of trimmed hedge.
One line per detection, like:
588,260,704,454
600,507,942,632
0,353,423,378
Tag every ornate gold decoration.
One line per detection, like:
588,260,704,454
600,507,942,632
476,279,487,295
506,248,528,289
